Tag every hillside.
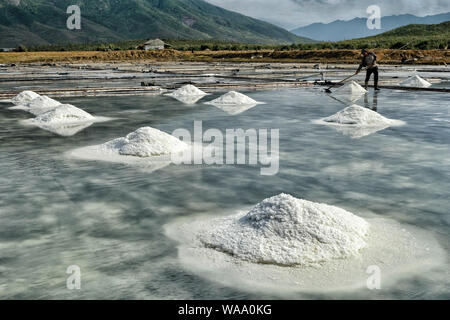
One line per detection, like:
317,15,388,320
0,0,311,47
330,21,450,50
370,21,450,37
291,12,450,41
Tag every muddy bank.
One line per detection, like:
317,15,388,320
1,49,448,65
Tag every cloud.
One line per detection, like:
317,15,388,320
204,0,450,29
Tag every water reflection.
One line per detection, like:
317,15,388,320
0,88,449,299
364,91,379,112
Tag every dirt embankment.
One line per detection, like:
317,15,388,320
0,49,448,65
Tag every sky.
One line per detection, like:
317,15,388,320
204,0,450,29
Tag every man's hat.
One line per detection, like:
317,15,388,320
361,49,368,54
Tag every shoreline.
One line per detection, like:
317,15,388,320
1,49,449,65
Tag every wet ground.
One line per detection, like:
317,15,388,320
0,65,449,299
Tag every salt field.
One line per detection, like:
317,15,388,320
0,64,449,300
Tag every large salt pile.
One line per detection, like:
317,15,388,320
166,84,207,104
168,84,207,97
11,91,40,105
31,104,95,125
165,194,445,293
113,127,188,157
67,126,188,171
206,91,261,106
9,95,61,115
199,193,369,266
316,105,404,138
399,75,432,88
331,81,367,102
322,104,399,126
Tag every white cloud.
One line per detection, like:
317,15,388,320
204,0,450,29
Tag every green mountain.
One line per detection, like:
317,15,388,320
0,0,310,47
339,21,450,49
368,21,450,38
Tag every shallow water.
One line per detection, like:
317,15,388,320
0,87,449,299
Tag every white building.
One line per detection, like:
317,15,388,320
143,39,165,50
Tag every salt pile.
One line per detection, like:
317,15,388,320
9,95,61,115
31,104,95,125
68,126,189,168
198,193,369,266
166,85,207,104
331,81,367,102
112,127,188,157
205,91,261,106
165,195,445,293
316,105,404,138
168,84,207,97
399,75,432,88
322,105,399,126
11,91,41,105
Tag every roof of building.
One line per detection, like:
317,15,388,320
144,39,165,46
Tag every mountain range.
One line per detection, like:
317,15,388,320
0,0,310,47
291,12,450,41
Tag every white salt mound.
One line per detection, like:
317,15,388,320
399,75,432,88
11,91,40,105
322,104,398,126
32,104,95,125
330,81,367,102
106,127,188,157
332,81,368,95
206,91,259,106
19,95,61,115
168,84,207,97
199,193,370,266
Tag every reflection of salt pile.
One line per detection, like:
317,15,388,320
399,75,432,88
331,81,367,102
31,104,95,125
317,105,404,138
205,91,263,115
200,194,369,266
68,127,188,171
11,91,40,105
166,84,207,104
113,127,188,157
9,95,61,115
37,122,94,137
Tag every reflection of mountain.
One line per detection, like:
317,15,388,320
0,0,305,46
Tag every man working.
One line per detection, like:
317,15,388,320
356,49,380,91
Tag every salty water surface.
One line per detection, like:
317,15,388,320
0,87,449,299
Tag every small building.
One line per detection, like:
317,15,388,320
143,39,165,50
